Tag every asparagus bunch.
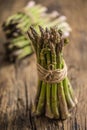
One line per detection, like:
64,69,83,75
28,26,77,120
2,1,71,62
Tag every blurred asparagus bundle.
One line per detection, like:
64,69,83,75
2,1,71,62
28,26,77,120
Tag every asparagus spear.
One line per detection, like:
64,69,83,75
28,26,77,120
45,49,54,118
35,50,46,115
57,54,69,120
2,1,71,62
50,43,59,119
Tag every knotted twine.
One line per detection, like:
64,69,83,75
37,61,67,84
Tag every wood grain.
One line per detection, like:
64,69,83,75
0,0,87,129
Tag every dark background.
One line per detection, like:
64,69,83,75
0,0,87,129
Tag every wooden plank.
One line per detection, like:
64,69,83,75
0,0,87,129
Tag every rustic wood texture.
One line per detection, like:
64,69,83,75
0,0,87,129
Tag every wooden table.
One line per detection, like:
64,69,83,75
0,0,87,129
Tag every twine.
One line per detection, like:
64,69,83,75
37,60,67,83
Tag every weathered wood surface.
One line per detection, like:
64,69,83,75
0,0,87,129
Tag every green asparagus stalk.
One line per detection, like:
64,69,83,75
63,77,75,109
2,1,71,62
8,40,29,49
35,50,46,115
45,50,54,118
57,54,69,119
28,26,77,120
50,43,59,119
67,78,78,105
